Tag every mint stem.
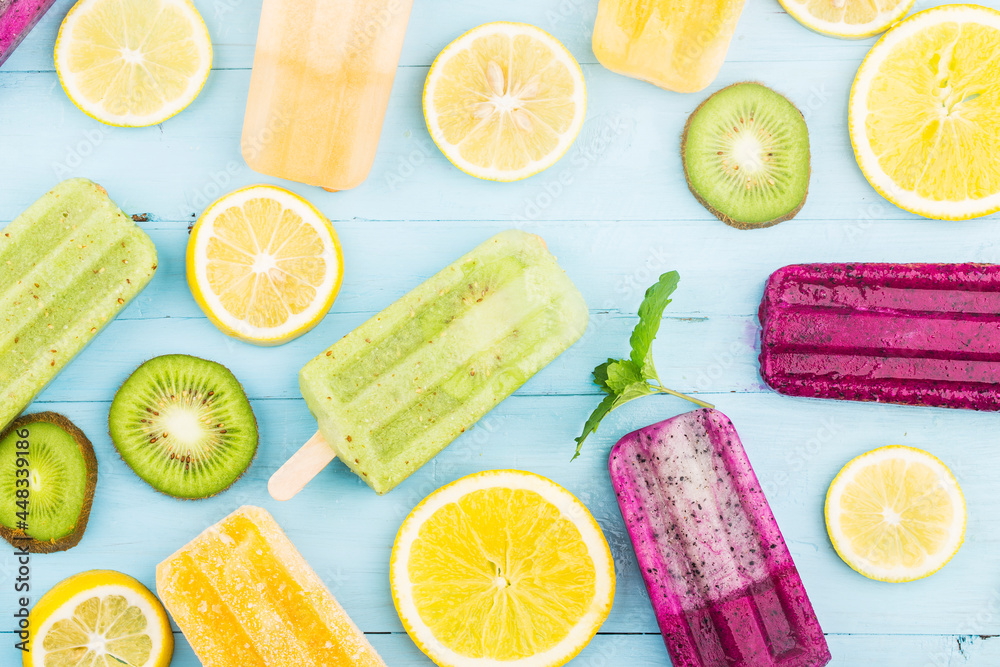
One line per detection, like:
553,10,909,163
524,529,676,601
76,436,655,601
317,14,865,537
652,385,714,409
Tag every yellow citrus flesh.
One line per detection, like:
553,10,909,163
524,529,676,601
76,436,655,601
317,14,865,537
24,570,173,667
424,22,586,182
54,0,212,127
779,0,914,38
825,446,966,583
187,185,343,346
849,5,1000,219
391,470,614,667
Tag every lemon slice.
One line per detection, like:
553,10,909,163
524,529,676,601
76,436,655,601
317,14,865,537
391,470,614,667
825,446,966,583
54,0,212,127
849,4,1000,220
424,22,586,182
24,570,173,667
779,0,914,39
187,184,344,346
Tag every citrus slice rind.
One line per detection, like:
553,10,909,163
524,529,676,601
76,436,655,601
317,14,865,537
825,446,966,583
187,184,343,346
390,470,614,667
778,0,914,39
423,22,587,182
849,4,1000,220
54,0,212,127
26,570,173,667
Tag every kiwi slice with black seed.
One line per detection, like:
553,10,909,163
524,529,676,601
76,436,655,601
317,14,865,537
109,354,257,499
682,82,810,229
0,412,97,553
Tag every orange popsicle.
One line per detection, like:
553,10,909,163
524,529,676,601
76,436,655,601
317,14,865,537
242,0,413,190
156,506,384,666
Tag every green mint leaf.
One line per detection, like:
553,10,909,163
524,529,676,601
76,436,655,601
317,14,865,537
574,270,715,459
604,360,644,394
573,393,616,459
592,358,616,395
629,271,679,379
573,380,656,459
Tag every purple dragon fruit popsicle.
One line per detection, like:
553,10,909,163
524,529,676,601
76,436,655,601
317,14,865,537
0,0,57,67
759,263,1000,410
609,409,830,667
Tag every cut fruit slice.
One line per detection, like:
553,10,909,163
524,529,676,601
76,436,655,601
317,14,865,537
849,4,1000,219
424,22,587,182
24,570,173,667
391,470,614,667
54,0,212,127
187,184,343,345
109,354,258,499
825,445,966,582
682,82,811,229
0,413,97,553
779,0,914,39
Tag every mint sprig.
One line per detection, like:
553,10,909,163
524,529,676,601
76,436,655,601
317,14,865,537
573,271,713,459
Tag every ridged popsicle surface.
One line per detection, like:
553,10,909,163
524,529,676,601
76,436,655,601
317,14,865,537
156,506,386,667
300,229,588,494
609,409,830,667
0,178,157,429
758,263,1000,410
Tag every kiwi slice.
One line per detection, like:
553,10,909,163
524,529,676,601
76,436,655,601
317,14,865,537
0,412,97,553
109,354,258,499
682,82,810,229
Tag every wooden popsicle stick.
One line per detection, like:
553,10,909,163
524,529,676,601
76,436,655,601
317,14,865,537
268,431,336,501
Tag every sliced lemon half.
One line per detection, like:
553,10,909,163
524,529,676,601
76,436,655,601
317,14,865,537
779,0,914,39
825,445,966,583
391,470,615,667
849,4,1000,219
187,184,344,346
424,22,587,182
24,570,173,667
54,0,212,127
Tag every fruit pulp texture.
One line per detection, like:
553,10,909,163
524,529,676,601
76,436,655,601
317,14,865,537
592,0,746,93
0,178,157,431
609,409,830,667
299,229,589,494
759,263,1000,410
242,0,413,190
0,0,57,66
157,506,385,666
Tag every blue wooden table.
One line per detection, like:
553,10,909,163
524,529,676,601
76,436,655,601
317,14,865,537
3,0,1000,664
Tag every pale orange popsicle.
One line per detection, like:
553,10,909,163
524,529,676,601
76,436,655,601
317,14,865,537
156,506,385,666
592,0,747,93
242,0,413,190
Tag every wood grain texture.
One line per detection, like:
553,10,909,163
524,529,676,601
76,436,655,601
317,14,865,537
1,0,999,665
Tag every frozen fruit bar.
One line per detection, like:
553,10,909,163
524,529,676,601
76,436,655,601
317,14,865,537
0,0,57,67
157,506,385,666
759,263,1000,410
0,178,157,429
242,0,413,189
592,0,746,93
610,409,831,667
297,229,588,494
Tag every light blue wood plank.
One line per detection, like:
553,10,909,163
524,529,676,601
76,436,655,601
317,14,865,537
1,0,999,664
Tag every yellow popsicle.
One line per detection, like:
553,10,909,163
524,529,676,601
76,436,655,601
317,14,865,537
592,0,747,93
156,506,385,666
242,0,413,190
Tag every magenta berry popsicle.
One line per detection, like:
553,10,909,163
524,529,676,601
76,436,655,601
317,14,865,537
609,409,830,667
759,263,1000,410
0,0,56,67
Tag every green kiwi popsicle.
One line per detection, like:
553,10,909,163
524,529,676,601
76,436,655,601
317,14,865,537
0,178,158,429
271,230,588,497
